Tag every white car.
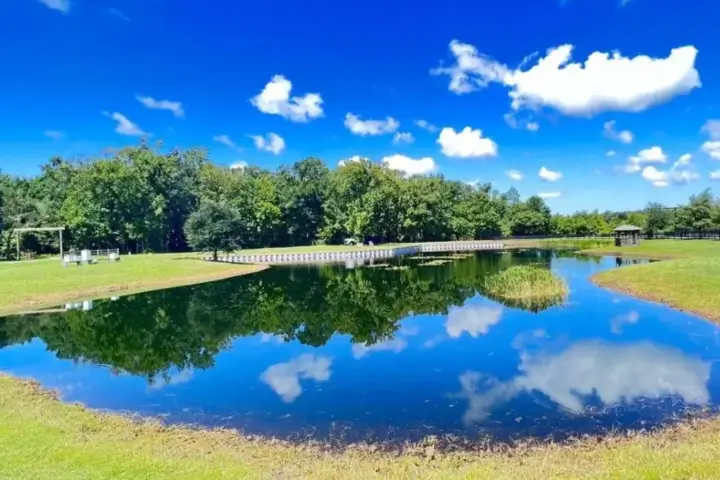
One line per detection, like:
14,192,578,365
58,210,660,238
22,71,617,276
343,238,359,246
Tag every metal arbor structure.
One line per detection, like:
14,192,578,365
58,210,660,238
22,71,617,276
14,226,65,260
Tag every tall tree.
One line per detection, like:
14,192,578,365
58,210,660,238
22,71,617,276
184,200,241,260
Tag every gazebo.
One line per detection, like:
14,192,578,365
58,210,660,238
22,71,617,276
614,225,642,247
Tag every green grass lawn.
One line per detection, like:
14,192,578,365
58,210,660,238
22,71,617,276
2,375,720,480
585,240,720,323
0,254,265,316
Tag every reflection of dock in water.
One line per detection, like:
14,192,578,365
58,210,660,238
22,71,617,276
21,296,120,316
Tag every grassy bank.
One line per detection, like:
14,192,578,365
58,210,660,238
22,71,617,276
584,240,720,323
3,375,720,479
484,265,567,311
0,255,266,316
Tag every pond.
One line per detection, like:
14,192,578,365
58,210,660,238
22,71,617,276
1,250,719,446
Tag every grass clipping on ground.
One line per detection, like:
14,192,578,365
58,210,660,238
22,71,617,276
3,375,720,479
484,265,567,312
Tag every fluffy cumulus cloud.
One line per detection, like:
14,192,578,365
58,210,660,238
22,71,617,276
414,119,438,132
338,155,367,167
250,132,285,155
506,169,523,181
617,146,667,172
538,166,563,182
352,338,407,359
641,165,699,187
432,40,700,117
675,153,692,166
437,127,497,158
603,120,634,144
136,95,185,118
39,0,70,13
701,120,720,159
251,75,323,122
446,305,503,339
710,170,720,180
538,191,562,199
103,111,147,136
344,113,399,136
381,154,437,176
44,130,64,140
526,122,540,132
213,134,237,149
454,340,710,425
393,132,415,144
260,354,331,403
229,161,247,170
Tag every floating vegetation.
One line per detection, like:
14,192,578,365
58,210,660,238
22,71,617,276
483,265,567,313
383,265,409,271
418,259,454,267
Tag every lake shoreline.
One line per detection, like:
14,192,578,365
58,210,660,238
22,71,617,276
3,373,720,479
580,241,720,324
0,260,267,317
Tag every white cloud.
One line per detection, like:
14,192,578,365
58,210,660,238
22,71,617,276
414,119,439,132
437,127,497,158
710,170,720,180
103,111,147,136
641,165,699,187
629,146,667,165
136,95,185,118
614,163,641,174
607,150,617,157
344,113,399,136
39,0,70,13
381,154,437,176
603,120,634,144
610,311,640,335
675,153,692,167
250,133,285,155
260,354,331,403
213,134,237,149
148,369,193,390
526,122,540,132
539,166,563,182
538,191,562,199
229,161,248,170
352,338,407,359
701,119,720,139
506,169,523,181
338,155,367,167
701,141,720,160
44,130,64,140
432,40,700,117
446,305,503,338
392,132,415,144
250,75,323,122
454,341,710,425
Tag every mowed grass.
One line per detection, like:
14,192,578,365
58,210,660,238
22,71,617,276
585,240,720,323
0,254,265,315
3,375,720,480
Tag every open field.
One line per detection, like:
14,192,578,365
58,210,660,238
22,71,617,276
0,255,266,316
581,239,720,259
585,240,720,323
2,375,720,480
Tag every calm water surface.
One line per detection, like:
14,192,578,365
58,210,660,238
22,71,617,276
2,250,719,445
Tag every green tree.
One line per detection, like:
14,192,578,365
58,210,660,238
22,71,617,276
184,200,240,260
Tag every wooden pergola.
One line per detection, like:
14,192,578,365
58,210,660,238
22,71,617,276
14,226,65,260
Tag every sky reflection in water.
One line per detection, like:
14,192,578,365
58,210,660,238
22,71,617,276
1,250,719,444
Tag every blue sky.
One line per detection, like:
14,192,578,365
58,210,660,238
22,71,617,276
1,0,719,212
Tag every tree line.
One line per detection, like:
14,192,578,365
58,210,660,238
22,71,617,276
1,143,719,258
